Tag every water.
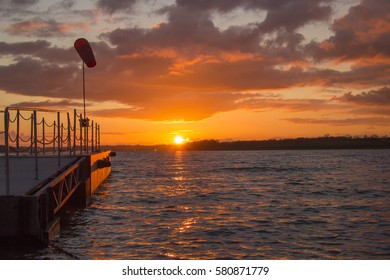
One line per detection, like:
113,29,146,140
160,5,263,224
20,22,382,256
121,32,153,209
2,150,390,259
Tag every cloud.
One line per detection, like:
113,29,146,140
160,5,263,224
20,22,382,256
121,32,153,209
96,0,138,14
9,99,85,108
7,0,39,6
5,18,89,37
1,0,389,124
285,117,390,126
173,0,333,32
0,57,78,98
336,87,390,106
0,40,78,64
306,0,390,61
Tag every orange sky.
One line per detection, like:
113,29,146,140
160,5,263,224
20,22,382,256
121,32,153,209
1,0,389,145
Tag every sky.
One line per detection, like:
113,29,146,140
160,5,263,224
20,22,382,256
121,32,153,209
0,0,389,145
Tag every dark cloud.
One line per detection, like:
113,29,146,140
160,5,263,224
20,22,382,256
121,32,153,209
102,12,262,56
9,0,38,6
337,87,390,106
284,117,390,126
306,0,390,61
257,0,332,32
0,57,78,98
0,40,78,64
173,0,332,31
1,0,389,123
96,0,138,14
320,64,390,88
5,18,88,37
9,99,85,108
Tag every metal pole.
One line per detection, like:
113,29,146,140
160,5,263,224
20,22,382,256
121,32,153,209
79,115,83,155
73,109,76,155
95,122,98,152
4,108,10,195
30,113,33,155
42,117,45,155
33,111,39,179
86,118,89,154
98,124,101,151
61,123,64,153
57,112,61,166
53,121,56,153
83,62,86,123
16,110,20,156
91,120,94,152
67,112,71,155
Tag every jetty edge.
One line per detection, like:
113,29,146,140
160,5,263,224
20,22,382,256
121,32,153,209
0,107,116,242
0,151,114,241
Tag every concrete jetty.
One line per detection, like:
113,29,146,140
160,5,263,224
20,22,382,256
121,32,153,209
0,151,113,240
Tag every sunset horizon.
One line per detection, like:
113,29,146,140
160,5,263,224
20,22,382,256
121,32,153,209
1,0,389,145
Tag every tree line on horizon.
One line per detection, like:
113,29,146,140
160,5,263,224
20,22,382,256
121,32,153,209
107,136,390,152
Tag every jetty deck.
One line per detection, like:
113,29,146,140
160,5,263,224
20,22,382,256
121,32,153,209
0,156,75,196
0,151,113,240
1,107,113,241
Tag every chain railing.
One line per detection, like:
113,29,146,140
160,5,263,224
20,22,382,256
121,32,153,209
2,107,101,195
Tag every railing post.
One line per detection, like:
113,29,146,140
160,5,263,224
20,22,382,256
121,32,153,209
79,115,83,155
95,122,98,152
61,123,64,153
73,109,76,155
42,117,45,155
52,121,56,153
4,108,10,195
86,118,89,154
33,111,39,179
67,112,71,155
57,112,61,166
91,120,94,152
30,113,33,155
98,124,101,151
16,110,20,156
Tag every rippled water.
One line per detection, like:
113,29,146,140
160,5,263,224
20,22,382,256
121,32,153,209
3,150,390,259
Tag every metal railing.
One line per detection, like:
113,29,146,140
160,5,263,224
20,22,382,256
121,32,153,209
2,107,101,195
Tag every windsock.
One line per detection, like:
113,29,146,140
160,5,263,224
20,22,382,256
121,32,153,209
74,38,96,68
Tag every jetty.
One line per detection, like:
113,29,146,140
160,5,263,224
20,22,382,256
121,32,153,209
0,107,114,241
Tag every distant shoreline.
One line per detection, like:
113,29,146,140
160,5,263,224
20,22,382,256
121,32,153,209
106,136,390,152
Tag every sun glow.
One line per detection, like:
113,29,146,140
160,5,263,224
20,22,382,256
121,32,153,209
174,135,184,145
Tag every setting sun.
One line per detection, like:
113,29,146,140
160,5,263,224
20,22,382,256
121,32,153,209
174,135,184,145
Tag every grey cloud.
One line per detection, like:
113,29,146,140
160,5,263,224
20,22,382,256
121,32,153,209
10,99,85,108
284,117,390,126
96,0,138,14
306,0,390,61
0,57,78,98
0,40,78,64
337,87,390,106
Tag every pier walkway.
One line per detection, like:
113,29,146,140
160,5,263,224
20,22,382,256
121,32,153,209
0,155,75,196
1,107,113,240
